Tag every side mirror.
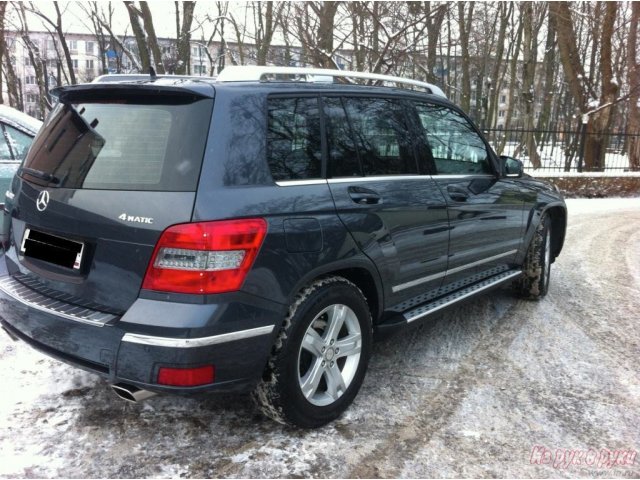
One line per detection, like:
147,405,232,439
500,155,524,178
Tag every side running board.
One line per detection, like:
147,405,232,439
404,269,522,324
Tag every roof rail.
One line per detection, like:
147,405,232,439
216,66,446,98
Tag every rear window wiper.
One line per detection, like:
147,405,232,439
19,167,60,185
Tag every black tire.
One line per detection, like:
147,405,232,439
515,213,552,299
252,276,372,428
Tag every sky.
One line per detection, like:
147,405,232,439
11,1,254,42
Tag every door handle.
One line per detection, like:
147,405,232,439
348,186,381,205
447,185,469,202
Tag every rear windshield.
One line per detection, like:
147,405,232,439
20,97,213,191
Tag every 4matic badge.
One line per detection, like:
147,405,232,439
118,213,154,224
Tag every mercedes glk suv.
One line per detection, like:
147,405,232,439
0,66,566,428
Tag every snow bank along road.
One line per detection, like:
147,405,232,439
1,198,639,478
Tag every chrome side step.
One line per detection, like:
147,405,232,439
404,270,522,324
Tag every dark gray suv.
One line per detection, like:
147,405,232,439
0,67,566,428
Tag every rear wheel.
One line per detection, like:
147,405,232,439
515,213,552,299
253,276,372,428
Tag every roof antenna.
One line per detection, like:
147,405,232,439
149,66,157,80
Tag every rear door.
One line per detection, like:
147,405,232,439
3,85,214,312
413,101,525,286
324,96,449,307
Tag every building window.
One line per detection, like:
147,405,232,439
26,93,39,103
192,64,207,75
498,110,505,118
191,45,206,57
25,75,36,85
69,40,77,52
85,41,94,54
162,46,171,54
500,95,506,104
86,59,94,70
72,59,79,70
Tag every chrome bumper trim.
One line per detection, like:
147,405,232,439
121,325,275,348
0,276,116,326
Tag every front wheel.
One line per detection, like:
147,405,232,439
515,213,552,299
253,276,372,428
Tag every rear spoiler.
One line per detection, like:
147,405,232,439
51,82,215,103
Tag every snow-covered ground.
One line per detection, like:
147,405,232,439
494,141,631,172
1,198,639,478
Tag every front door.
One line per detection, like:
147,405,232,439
413,101,525,287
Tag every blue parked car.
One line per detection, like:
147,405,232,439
0,105,42,200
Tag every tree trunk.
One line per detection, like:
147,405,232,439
583,2,617,171
0,2,6,104
255,2,281,66
549,2,587,110
517,2,542,168
316,2,339,68
139,2,165,73
536,8,557,138
457,2,474,113
487,3,511,130
175,2,196,75
627,1,640,171
424,3,447,85
124,1,150,73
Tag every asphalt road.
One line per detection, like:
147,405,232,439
1,198,639,478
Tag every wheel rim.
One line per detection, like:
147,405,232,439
544,228,551,288
297,304,362,407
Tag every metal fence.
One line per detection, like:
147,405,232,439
483,128,639,172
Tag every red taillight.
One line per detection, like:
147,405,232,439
142,218,267,294
157,365,215,386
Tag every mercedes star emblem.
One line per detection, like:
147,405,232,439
36,190,50,212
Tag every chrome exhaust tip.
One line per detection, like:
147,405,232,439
111,383,157,403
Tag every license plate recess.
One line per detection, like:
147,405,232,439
20,228,84,270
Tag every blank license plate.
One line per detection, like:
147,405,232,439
20,228,84,270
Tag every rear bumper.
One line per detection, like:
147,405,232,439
0,273,284,394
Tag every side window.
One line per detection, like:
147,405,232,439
3,125,34,161
414,103,492,175
341,97,417,176
323,97,361,177
0,124,13,161
267,97,321,181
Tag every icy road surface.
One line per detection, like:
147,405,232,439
1,198,639,478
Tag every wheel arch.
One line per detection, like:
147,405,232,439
287,259,384,324
542,204,567,261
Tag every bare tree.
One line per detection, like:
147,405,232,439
457,2,474,113
78,3,115,76
124,1,151,72
486,3,513,130
515,2,546,168
15,3,52,117
627,2,640,171
25,1,77,85
0,2,6,104
139,2,166,73
291,2,341,68
175,1,196,74
254,2,283,66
